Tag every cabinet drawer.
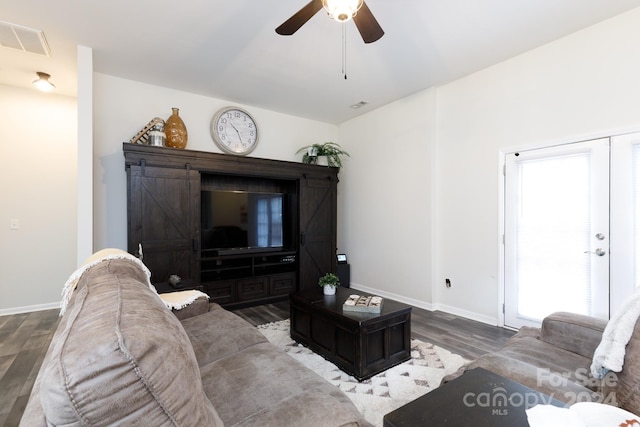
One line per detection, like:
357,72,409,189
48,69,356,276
204,280,235,304
270,272,296,296
238,277,269,301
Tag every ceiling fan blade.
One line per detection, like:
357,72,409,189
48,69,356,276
353,1,384,43
276,0,324,35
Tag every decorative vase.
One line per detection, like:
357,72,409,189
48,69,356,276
165,108,188,149
323,285,336,295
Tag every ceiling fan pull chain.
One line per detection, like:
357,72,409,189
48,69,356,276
342,23,348,80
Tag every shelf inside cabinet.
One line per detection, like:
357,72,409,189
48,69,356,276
200,250,297,282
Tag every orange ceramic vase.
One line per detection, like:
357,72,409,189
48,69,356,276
165,108,188,149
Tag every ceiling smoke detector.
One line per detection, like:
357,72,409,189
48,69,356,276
350,101,369,109
0,20,50,56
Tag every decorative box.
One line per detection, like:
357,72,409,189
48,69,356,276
343,294,384,313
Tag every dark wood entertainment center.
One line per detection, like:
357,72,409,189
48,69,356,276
123,143,338,308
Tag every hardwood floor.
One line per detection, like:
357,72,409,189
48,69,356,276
0,309,60,427
409,306,515,360
0,300,514,427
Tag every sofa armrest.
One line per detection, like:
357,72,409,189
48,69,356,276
540,312,607,359
171,295,210,320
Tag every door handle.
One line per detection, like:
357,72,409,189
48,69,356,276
584,248,606,256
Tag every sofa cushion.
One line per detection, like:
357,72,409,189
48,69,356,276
501,333,594,383
199,341,366,427
466,334,600,404
38,258,222,426
541,312,606,359
467,353,598,404
601,317,640,415
182,303,269,366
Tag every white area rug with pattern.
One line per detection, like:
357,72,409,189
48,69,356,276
257,319,468,427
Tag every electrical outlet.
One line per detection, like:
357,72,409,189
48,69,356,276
445,278,451,288
10,219,20,230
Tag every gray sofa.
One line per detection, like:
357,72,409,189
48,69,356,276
20,255,371,426
445,311,640,415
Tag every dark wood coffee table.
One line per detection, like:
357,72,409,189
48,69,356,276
290,287,412,381
383,367,566,426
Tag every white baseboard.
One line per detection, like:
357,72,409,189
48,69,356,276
431,302,498,326
348,283,498,326
0,302,60,317
348,283,435,311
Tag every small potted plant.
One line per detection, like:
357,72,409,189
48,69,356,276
296,142,350,169
318,272,340,295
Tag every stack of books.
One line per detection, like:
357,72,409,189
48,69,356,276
342,294,384,313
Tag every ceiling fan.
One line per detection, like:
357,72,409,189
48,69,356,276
276,0,384,44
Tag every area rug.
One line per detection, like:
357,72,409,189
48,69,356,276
257,319,468,427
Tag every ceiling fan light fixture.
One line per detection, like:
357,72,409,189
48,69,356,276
32,71,55,92
322,0,363,22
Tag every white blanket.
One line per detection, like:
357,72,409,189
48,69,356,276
590,286,640,378
159,290,210,310
527,402,640,427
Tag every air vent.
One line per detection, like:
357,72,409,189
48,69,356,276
0,21,50,57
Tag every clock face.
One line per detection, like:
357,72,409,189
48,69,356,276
210,107,259,155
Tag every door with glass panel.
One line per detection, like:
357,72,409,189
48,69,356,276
504,138,610,329
610,132,640,313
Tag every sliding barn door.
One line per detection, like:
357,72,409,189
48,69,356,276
298,173,337,290
127,164,200,287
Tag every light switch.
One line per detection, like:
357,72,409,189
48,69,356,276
10,219,20,230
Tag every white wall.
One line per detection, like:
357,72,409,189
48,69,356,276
435,6,640,324
338,88,437,308
0,85,77,313
92,73,338,252
6,7,640,320
77,46,94,265
339,7,640,324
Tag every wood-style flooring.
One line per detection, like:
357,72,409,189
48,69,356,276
0,309,60,427
0,300,514,427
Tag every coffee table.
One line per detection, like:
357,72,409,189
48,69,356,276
383,367,566,426
290,287,412,381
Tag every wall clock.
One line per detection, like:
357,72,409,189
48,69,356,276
210,107,259,155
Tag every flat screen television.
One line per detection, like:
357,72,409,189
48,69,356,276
201,190,289,255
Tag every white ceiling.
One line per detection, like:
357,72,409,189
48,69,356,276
1,0,639,124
